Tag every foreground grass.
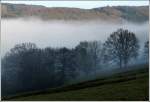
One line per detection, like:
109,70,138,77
4,66,149,101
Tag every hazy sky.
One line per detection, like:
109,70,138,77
1,1,149,9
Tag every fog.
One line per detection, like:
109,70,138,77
1,18,149,96
1,18,149,56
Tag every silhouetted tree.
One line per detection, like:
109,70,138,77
87,41,104,71
104,28,139,68
1,43,38,95
56,47,77,84
75,41,93,75
75,41,104,75
39,47,57,87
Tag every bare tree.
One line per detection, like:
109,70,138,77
10,43,37,55
75,41,93,75
75,41,104,75
104,28,139,68
87,41,104,71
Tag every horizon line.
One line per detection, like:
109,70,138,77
1,1,149,9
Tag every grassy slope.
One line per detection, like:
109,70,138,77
4,66,149,101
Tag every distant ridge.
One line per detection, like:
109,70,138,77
1,3,149,23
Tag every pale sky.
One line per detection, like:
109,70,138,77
1,1,149,9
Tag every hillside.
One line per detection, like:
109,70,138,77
1,3,149,23
3,65,149,101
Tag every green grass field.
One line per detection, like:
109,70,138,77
3,66,149,101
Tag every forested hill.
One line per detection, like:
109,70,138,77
1,3,149,23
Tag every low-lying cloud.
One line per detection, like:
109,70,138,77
1,18,149,56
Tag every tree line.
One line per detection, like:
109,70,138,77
2,28,149,96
